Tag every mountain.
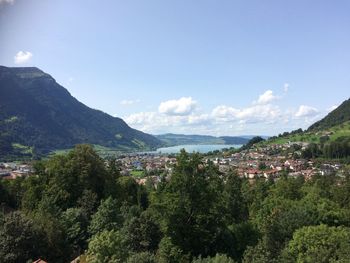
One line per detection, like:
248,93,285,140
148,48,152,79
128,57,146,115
308,98,350,131
0,66,161,159
155,133,249,146
263,99,350,146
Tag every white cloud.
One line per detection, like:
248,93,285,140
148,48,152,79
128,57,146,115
211,105,239,121
295,105,318,118
125,111,188,133
123,90,328,136
158,97,197,116
255,90,278,105
120,99,141,106
188,114,211,125
14,51,33,64
284,83,289,93
212,104,281,123
0,0,15,4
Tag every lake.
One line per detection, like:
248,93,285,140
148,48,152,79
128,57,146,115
155,144,242,154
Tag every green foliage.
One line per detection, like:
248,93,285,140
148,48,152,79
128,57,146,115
124,209,162,253
281,225,350,263
241,136,265,150
2,146,350,262
152,150,227,257
77,189,99,219
88,197,122,236
192,253,236,263
223,171,248,223
60,208,88,253
302,138,350,159
156,236,190,263
0,211,45,262
86,230,128,263
117,176,139,206
242,241,273,263
127,252,157,263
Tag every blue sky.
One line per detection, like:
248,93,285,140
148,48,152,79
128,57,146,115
1,0,349,136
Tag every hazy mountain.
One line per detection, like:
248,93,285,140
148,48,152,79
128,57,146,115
155,133,249,146
0,66,161,159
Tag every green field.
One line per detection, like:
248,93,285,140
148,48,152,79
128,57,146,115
130,170,144,178
50,144,146,158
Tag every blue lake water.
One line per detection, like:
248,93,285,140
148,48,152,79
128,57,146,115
155,144,242,154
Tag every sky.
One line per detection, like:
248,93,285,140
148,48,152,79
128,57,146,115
0,0,349,136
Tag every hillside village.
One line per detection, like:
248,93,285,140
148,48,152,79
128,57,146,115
114,141,345,185
2,141,344,186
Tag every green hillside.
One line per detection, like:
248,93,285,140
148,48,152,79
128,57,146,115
309,98,350,131
265,121,350,145
0,66,161,160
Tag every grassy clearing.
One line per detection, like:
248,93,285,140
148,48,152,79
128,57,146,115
130,170,144,178
12,143,33,154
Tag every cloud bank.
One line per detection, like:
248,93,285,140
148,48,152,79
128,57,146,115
124,90,324,136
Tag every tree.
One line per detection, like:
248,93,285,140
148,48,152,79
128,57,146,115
127,252,156,263
104,157,121,197
86,230,128,263
152,150,226,257
223,171,248,224
60,208,88,256
242,241,273,263
281,225,350,263
241,136,265,150
21,176,45,212
156,236,190,263
192,253,236,263
31,209,68,262
77,189,99,219
88,197,122,236
124,209,162,252
117,176,139,206
42,145,108,210
0,211,45,262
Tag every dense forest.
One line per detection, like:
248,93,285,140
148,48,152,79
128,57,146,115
1,145,350,262
302,136,350,160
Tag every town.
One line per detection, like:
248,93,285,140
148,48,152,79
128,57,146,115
1,141,344,186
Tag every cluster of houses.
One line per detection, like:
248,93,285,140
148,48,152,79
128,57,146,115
115,154,176,185
0,162,33,180
0,141,344,185
114,142,343,186
207,142,343,180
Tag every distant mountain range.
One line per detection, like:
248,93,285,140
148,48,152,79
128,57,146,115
0,66,161,160
155,133,250,146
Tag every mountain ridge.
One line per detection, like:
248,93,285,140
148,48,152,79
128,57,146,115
0,66,161,160
155,133,250,146
308,98,350,131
